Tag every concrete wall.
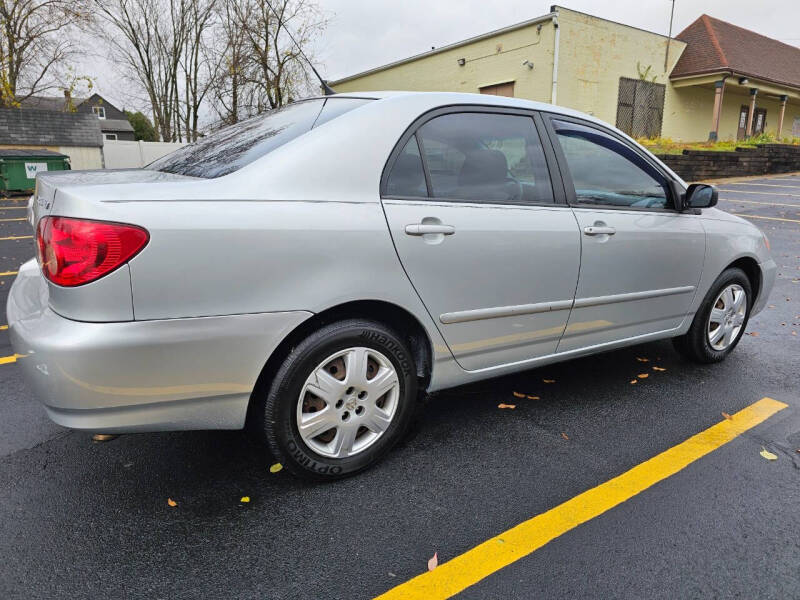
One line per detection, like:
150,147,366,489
334,18,556,101
656,144,800,180
102,140,185,169
331,6,800,143
556,8,686,123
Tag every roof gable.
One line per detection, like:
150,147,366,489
0,108,103,147
671,14,800,89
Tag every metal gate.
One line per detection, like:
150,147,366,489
616,77,665,139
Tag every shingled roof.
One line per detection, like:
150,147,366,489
671,15,800,89
0,108,103,147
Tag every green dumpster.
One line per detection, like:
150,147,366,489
0,149,70,195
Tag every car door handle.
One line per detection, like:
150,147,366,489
583,225,616,236
405,224,456,236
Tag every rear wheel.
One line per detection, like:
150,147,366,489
258,319,418,480
673,267,752,363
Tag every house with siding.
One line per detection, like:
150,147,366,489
331,6,800,143
0,108,104,170
21,93,135,141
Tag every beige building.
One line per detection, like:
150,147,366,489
331,6,800,143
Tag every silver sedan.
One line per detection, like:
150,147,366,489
8,92,776,479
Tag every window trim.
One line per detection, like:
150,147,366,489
540,112,683,213
380,104,564,207
92,106,106,119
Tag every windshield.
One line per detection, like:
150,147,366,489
147,97,372,178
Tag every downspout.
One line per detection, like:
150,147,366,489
551,12,560,104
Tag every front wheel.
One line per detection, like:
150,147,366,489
259,319,418,480
673,267,752,363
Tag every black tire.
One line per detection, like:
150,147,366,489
258,319,418,481
672,267,752,364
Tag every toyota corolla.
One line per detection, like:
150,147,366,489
8,92,775,479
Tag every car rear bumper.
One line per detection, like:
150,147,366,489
8,259,312,432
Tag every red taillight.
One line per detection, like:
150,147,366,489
36,216,149,287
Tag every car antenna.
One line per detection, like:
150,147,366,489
264,0,336,96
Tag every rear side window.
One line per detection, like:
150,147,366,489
552,119,669,209
415,112,553,204
385,136,427,197
148,98,371,178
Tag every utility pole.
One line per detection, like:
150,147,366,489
664,0,676,72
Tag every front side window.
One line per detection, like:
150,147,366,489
552,119,669,209
148,98,371,178
415,112,553,204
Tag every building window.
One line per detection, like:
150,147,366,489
615,77,665,138
93,106,106,119
104,133,118,141
479,82,515,97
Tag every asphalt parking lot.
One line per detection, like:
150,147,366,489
0,176,798,599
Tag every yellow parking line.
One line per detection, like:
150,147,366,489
0,325,7,330
0,206,26,210
723,182,800,189
716,189,800,197
0,235,32,241
0,271,18,277
730,213,800,224
0,354,22,365
375,398,787,600
0,217,26,222
721,198,800,208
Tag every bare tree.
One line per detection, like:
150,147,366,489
210,0,327,126
178,0,217,141
91,0,188,141
0,0,91,107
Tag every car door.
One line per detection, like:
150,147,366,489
543,116,705,352
381,108,581,371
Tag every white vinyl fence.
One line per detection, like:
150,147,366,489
102,140,186,169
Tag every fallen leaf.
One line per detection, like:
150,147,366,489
269,463,283,474
512,391,525,398
561,432,569,440
636,357,649,362
768,304,776,309
167,498,178,507
498,403,516,409
638,373,649,379
526,395,540,400
92,433,118,442
792,331,797,336
759,447,778,461
240,496,250,503
652,366,667,372
428,552,438,571
543,379,556,384
721,412,733,421
630,379,638,384
746,332,759,337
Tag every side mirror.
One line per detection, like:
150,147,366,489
684,183,718,210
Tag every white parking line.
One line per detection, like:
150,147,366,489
722,182,800,189
720,198,800,208
716,189,800,197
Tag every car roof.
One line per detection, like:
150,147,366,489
312,90,599,122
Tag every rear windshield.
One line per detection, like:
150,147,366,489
147,97,372,178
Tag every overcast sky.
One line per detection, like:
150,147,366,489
317,0,800,81
90,0,800,113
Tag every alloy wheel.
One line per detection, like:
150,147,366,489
707,283,747,351
296,347,400,458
